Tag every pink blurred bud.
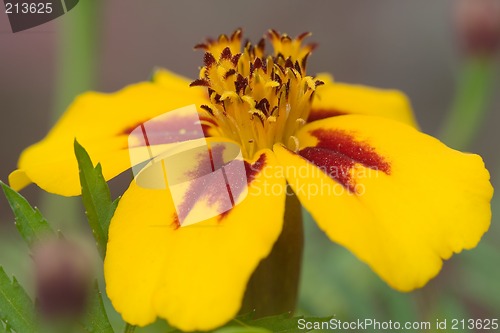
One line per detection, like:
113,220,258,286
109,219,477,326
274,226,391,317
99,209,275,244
455,0,500,55
32,238,92,319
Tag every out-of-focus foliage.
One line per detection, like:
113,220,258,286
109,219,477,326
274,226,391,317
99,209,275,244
0,266,37,333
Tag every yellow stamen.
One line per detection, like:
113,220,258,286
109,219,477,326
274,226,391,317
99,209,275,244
191,29,323,158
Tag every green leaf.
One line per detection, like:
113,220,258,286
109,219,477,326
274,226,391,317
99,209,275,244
74,140,119,259
0,181,53,246
80,282,114,333
213,327,272,333
0,267,37,333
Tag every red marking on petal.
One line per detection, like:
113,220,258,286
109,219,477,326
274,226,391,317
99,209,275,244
172,146,268,226
299,129,390,191
172,215,181,229
244,153,267,185
307,108,347,123
299,147,356,191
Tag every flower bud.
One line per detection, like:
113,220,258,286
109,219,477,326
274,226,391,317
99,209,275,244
32,238,92,319
455,0,500,55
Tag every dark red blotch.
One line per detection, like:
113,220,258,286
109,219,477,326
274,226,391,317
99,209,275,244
299,128,390,192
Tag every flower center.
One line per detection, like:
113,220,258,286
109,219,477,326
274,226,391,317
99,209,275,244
191,29,323,158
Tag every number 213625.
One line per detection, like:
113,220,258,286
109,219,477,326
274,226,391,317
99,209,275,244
5,2,53,14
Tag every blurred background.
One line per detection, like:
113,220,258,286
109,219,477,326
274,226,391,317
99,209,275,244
1,0,499,332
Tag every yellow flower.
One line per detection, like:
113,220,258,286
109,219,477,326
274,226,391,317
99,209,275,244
9,30,493,331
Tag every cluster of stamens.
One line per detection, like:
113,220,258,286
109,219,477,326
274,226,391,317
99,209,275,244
191,29,323,158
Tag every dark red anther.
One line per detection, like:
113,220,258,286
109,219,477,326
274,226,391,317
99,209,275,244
254,58,263,70
256,98,270,116
200,105,214,116
221,47,232,60
301,53,310,71
224,69,237,80
294,61,302,75
204,52,216,68
231,53,242,66
190,79,210,87
235,74,248,94
257,38,266,52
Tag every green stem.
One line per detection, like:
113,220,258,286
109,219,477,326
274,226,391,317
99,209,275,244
53,0,99,122
439,57,496,150
123,323,136,333
240,193,304,317
40,1,100,229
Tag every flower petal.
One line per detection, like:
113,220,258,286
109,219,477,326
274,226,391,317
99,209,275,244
273,115,492,291
11,69,207,196
310,73,418,127
104,149,286,331
8,169,31,191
